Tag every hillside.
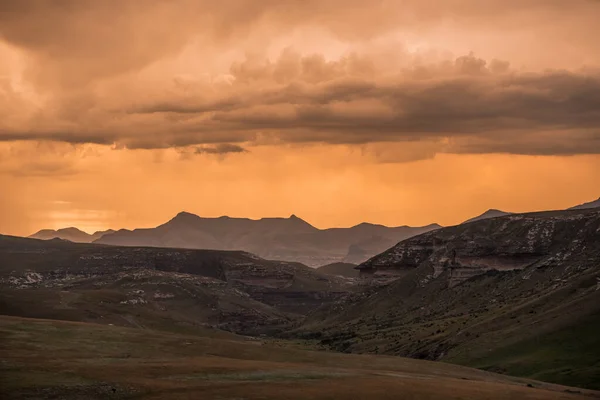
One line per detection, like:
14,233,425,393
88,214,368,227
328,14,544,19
3,208,600,392
460,195,600,224
0,235,350,335
295,208,600,389
92,212,440,266
1,315,597,400
317,262,360,278
569,197,600,210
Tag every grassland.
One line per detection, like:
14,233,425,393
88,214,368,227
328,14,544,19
1,315,599,400
448,311,600,390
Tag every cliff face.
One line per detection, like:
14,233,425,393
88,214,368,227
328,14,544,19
358,208,600,286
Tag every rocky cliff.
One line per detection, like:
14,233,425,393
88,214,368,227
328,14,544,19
294,208,600,390
358,208,600,286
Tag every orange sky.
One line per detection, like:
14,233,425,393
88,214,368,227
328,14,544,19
1,0,599,236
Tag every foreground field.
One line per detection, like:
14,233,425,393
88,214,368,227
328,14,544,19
1,316,598,400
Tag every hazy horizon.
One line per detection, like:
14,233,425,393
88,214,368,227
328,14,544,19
14,193,599,237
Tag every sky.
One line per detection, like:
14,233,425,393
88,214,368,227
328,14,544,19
1,0,600,236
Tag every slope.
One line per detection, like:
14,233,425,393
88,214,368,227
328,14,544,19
295,208,600,389
569,197,600,210
462,209,512,224
1,315,597,400
0,235,350,335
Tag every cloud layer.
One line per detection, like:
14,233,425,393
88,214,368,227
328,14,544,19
1,0,599,157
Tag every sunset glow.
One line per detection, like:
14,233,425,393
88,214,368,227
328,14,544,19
1,0,599,235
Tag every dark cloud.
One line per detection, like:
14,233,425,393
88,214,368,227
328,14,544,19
123,65,600,154
194,143,248,155
1,1,599,157
446,130,600,156
1,59,600,156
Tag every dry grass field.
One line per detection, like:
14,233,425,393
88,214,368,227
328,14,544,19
1,315,598,400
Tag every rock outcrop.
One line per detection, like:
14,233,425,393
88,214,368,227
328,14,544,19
358,208,600,286
294,208,600,387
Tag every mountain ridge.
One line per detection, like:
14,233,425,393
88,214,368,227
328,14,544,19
0,233,352,336
568,197,600,210
461,208,512,224
25,195,599,265
90,212,441,267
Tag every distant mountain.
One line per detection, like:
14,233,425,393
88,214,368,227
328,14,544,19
93,212,441,267
29,227,115,243
462,209,511,224
568,197,600,210
316,262,359,278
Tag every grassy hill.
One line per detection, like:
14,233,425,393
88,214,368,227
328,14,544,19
449,311,600,390
293,208,600,390
1,315,597,400
0,235,351,335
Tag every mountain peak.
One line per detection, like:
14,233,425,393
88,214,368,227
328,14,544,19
462,209,511,224
57,227,86,234
175,211,199,218
169,211,202,223
29,227,96,243
350,222,386,230
286,214,315,229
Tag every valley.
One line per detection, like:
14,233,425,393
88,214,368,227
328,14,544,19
0,235,351,335
4,2,599,397
2,207,600,398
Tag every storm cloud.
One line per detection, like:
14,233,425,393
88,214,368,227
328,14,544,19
1,0,599,156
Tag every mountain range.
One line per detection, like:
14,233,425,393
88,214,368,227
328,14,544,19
31,212,440,267
4,200,600,392
28,196,599,267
